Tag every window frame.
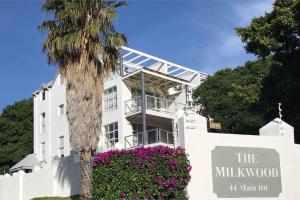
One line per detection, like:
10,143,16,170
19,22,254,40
58,104,65,116
41,90,46,101
58,136,64,157
104,86,117,112
104,122,118,148
41,142,46,161
40,112,46,134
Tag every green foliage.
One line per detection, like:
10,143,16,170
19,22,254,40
236,0,300,142
259,53,300,142
92,147,191,200
0,98,33,173
193,58,275,134
236,0,300,57
39,0,127,72
194,0,300,142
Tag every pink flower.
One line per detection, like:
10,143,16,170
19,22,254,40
165,177,177,188
120,192,126,198
187,164,192,172
168,160,179,171
158,196,164,200
154,177,164,185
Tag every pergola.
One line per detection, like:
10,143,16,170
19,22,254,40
120,46,208,145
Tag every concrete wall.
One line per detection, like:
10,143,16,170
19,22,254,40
179,112,300,200
98,71,133,151
49,76,70,158
0,155,80,200
33,74,70,162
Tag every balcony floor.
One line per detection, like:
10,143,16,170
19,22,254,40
126,113,172,131
126,107,173,118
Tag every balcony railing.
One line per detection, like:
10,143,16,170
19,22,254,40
125,95,185,115
124,128,174,149
104,138,119,149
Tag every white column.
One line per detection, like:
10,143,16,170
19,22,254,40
259,118,294,143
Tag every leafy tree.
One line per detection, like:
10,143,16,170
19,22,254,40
0,99,33,174
39,0,127,199
236,0,300,58
194,0,300,143
236,0,300,142
193,59,275,134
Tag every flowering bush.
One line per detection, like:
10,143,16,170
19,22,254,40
92,146,191,200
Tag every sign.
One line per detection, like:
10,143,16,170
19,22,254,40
211,146,282,198
209,122,221,129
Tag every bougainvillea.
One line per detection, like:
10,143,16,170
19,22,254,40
92,146,191,200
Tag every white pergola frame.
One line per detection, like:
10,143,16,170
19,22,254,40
121,46,208,84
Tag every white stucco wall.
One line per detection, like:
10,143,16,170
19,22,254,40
34,85,51,161
33,74,70,162
34,72,136,156
180,114,300,200
49,76,70,158
0,155,80,200
98,72,133,151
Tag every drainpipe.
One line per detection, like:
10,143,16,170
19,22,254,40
141,71,147,145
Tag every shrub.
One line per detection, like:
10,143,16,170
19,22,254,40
92,146,191,200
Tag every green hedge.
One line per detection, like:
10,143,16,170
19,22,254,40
92,146,191,200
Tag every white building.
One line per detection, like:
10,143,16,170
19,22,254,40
29,46,208,164
3,47,300,200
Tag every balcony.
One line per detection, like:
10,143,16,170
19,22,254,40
124,128,174,149
125,95,185,118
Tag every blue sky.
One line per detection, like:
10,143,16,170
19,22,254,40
0,0,274,112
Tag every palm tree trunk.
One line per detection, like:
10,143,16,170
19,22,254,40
80,149,92,200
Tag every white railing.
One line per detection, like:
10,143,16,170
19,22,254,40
125,96,142,114
125,95,185,115
105,139,119,149
124,128,174,149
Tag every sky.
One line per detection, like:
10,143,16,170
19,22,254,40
0,0,274,112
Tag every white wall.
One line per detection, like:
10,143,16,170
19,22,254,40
34,85,51,161
99,72,133,151
33,75,70,162
0,155,80,200
180,113,300,200
49,76,70,158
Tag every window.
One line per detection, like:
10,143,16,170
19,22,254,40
42,90,46,101
58,104,65,116
41,112,46,134
41,142,46,161
58,136,64,157
104,122,118,148
104,86,117,112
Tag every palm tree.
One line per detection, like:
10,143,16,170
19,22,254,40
38,0,127,199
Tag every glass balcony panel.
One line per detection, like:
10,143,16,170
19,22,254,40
125,96,142,114
124,128,174,149
125,95,184,116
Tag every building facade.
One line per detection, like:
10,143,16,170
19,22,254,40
32,47,208,162
3,47,300,200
